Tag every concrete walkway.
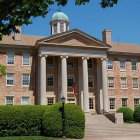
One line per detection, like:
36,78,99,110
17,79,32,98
83,114,140,140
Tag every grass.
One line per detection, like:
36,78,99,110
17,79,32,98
0,136,62,140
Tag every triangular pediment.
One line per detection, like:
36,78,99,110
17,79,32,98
37,29,111,49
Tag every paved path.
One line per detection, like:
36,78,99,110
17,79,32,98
83,114,140,140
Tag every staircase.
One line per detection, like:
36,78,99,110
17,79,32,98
85,114,140,138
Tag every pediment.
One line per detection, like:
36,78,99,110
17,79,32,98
37,29,111,49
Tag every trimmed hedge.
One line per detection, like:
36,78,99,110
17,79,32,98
133,104,140,122
117,107,133,122
0,105,47,136
42,103,85,139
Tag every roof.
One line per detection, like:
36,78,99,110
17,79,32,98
51,12,69,22
0,35,45,46
108,42,140,54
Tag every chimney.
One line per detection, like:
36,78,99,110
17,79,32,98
102,29,112,45
14,26,22,41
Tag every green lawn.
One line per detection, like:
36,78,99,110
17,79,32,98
0,136,62,140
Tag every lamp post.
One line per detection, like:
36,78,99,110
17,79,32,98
61,96,66,139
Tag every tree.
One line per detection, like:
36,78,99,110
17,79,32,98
0,0,118,40
0,64,7,76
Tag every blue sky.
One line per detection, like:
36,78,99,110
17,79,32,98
23,0,140,45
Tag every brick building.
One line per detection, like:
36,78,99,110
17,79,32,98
0,12,140,113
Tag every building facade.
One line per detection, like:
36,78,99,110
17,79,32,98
0,12,140,113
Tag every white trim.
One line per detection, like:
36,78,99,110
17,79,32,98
22,74,30,87
120,77,127,89
107,58,114,70
132,77,139,89
108,77,115,89
131,59,137,71
119,58,126,71
21,97,30,105
6,51,15,66
5,96,14,105
22,52,30,66
6,73,14,86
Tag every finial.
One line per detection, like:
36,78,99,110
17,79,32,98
58,6,61,12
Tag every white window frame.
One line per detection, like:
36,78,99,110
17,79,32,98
7,51,15,65
6,73,14,86
132,78,139,89
109,98,116,110
131,59,137,71
108,77,115,88
5,96,14,105
107,59,113,70
47,97,55,105
120,77,127,89
121,98,128,107
21,97,29,105
22,74,30,87
120,58,126,70
67,75,74,87
22,53,30,66
89,97,94,110
47,74,54,86
134,98,140,108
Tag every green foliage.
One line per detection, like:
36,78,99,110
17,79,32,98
0,64,7,76
42,103,85,139
117,107,133,122
133,104,140,122
0,0,118,40
0,106,47,136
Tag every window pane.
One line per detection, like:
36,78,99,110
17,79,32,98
122,99,127,107
68,75,74,87
131,59,137,70
107,60,113,69
53,24,57,34
134,99,139,108
47,75,53,86
60,23,64,32
47,57,53,68
121,77,127,88
120,59,125,70
88,77,93,87
67,59,74,69
6,97,13,105
7,52,14,64
47,98,54,105
89,98,94,109
23,53,30,65
7,73,14,85
132,78,138,88
88,59,92,68
110,98,115,109
22,97,29,105
108,77,114,88
22,74,30,86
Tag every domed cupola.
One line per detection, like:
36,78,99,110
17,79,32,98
50,12,69,35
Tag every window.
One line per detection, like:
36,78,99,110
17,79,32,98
53,23,57,34
88,76,93,87
21,97,29,105
120,59,126,70
6,97,14,105
47,57,53,68
107,59,113,69
122,98,127,107
67,59,74,69
120,77,127,89
47,75,53,86
89,98,94,109
131,59,137,70
109,98,115,110
88,59,92,68
68,75,74,87
22,53,30,66
60,23,64,32
22,74,30,86
7,73,14,85
108,77,114,88
134,98,140,108
47,98,54,105
7,52,14,65
132,78,138,88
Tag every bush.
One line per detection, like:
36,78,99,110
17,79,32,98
0,105,47,136
42,103,85,139
117,107,133,122
133,104,140,122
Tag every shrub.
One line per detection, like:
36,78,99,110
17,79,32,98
42,103,85,139
0,105,47,136
133,104,140,122
117,107,133,122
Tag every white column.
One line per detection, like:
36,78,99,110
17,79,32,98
101,58,109,112
60,56,68,101
40,55,47,105
57,22,60,33
81,91,84,110
82,57,89,112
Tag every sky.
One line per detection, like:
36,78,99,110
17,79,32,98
22,0,140,45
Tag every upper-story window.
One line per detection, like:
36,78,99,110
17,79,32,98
47,57,53,68
6,73,14,86
47,75,54,86
7,52,15,65
120,59,126,70
108,77,115,88
22,53,30,66
67,59,74,69
88,59,92,68
107,59,113,69
88,76,93,87
132,78,138,88
60,23,64,32
120,77,127,89
131,59,137,70
68,75,74,87
53,23,57,34
22,74,30,86
122,98,128,107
